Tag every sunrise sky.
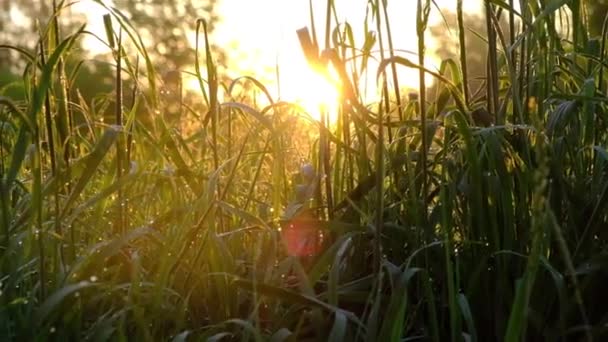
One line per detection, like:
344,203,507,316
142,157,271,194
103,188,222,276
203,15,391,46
68,0,487,115
212,0,483,108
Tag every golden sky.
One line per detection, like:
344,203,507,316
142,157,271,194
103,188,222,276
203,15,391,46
213,0,483,107
69,0,487,117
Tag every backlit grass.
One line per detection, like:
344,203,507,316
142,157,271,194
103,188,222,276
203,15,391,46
1,0,607,341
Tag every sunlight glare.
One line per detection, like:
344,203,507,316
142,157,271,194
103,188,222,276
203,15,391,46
282,63,341,124
183,74,202,94
72,0,113,54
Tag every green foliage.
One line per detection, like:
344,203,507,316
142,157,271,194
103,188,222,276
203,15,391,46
1,0,608,341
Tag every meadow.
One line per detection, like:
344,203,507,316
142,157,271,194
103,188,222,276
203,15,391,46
1,0,607,341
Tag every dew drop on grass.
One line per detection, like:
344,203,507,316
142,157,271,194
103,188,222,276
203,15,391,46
50,327,56,333
90,276,98,282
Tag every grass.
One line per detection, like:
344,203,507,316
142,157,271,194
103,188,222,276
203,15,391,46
1,0,607,340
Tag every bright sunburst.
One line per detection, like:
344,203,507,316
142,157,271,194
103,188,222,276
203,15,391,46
281,63,342,124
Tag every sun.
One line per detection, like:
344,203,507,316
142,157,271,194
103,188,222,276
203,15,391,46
280,63,342,124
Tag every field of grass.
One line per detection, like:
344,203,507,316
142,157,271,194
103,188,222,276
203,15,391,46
1,0,608,340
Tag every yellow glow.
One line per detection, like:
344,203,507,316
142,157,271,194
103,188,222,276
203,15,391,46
71,1,113,53
282,64,341,123
183,76,202,94
72,0,483,114
210,0,462,120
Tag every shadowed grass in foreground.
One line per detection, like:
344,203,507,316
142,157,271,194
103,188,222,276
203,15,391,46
1,0,607,341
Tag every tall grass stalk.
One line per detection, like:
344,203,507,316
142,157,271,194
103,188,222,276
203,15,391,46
457,0,469,106
416,0,430,212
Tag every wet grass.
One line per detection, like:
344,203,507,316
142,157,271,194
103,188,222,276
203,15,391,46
1,0,607,340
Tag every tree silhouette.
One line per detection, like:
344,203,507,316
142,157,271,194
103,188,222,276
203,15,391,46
1,1,222,73
430,2,607,97
429,8,511,103
586,0,608,37
118,0,223,70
